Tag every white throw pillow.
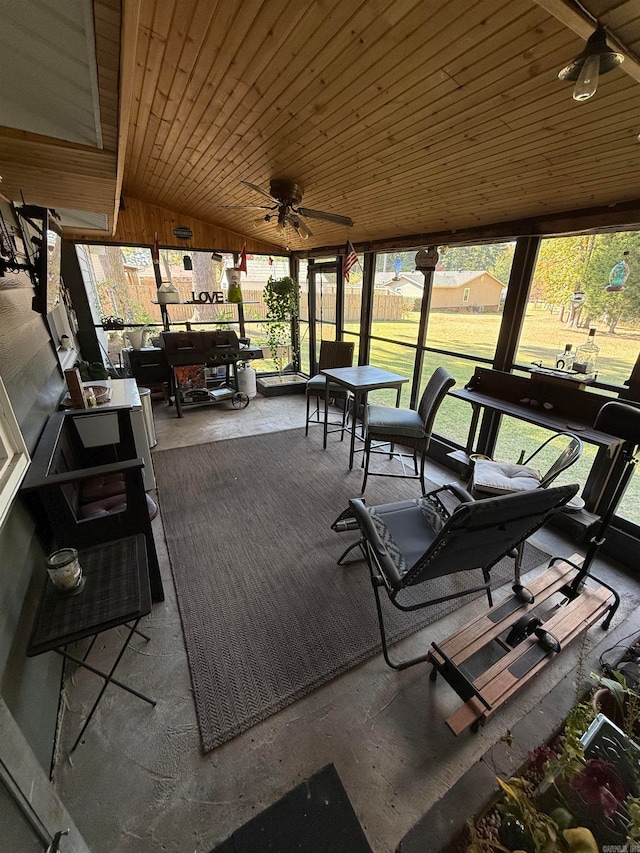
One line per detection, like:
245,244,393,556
472,459,541,495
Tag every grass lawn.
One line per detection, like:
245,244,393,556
252,308,639,524
345,308,640,524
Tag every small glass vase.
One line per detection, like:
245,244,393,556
46,548,85,594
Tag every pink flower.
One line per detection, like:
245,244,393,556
570,758,626,817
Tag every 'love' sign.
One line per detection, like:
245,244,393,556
190,291,225,303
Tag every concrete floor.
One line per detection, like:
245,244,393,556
53,391,640,853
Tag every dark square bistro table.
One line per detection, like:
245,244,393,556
321,365,409,469
27,534,155,751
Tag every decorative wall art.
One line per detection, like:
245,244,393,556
14,204,79,371
0,205,35,291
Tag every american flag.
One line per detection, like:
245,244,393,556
343,241,357,282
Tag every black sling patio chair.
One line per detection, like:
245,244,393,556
334,481,578,670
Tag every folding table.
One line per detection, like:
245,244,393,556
27,534,155,752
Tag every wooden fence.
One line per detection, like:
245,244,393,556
109,278,405,325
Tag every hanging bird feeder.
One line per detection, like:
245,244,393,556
605,251,630,293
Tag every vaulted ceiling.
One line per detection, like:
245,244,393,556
1,0,640,252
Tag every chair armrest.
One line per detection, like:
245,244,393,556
422,482,474,517
442,482,475,504
22,458,144,491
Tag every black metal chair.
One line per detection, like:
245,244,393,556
334,482,578,669
305,340,355,448
470,431,583,496
361,366,455,492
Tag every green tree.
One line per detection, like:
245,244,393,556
582,232,640,334
487,243,515,285
122,246,151,267
159,249,185,284
375,245,514,278
97,245,151,325
375,251,414,273
533,236,591,323
439,244,508,272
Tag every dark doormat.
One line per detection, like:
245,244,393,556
210,764,373,853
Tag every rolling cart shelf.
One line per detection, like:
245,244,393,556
170,385,250,412
160,329,262,417
428,555,616,735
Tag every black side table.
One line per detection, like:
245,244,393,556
27,534,156,752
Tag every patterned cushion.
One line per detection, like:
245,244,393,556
368,496,444,577
415,496,446,532
369,506,409,575
472,459,541,495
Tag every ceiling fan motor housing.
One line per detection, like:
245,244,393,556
269,178,304,206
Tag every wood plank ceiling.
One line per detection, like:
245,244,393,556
2,0,640,252
0,0,121,228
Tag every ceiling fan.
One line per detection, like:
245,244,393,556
225,178,353,240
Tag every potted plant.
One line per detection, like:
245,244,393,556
463,699,638,853
257,276,306,396
263,275,299,375
591,669,640,737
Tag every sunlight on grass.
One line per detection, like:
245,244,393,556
345,308,640,524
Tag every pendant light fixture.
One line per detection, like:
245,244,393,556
558,25,624,102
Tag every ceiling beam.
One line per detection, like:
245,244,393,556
0,127,117,212
112,0,141,236
299,197,640,257
532,0,640,83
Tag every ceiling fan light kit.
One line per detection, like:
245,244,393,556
238,178,353,241
558,24,624,102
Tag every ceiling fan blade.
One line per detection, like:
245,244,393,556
241,180,278,202
297,207,353,227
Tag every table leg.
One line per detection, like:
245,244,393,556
61,650,155,704
66,620,155,752
323,383,329,449
466,403,481,454
172,368,183,418
348,391,361,469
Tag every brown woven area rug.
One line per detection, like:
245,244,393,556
154,429,549,753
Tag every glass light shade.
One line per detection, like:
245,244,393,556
558,26,624,102
573,54,600,101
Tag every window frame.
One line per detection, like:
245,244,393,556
0,375,30,530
